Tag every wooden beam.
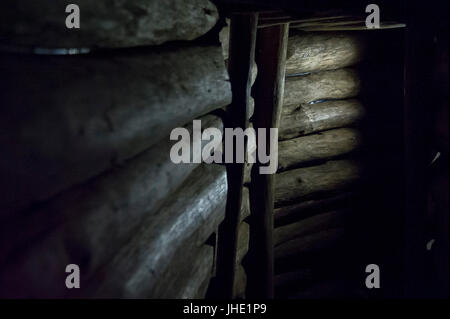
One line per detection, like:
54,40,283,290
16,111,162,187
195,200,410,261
214,12,258,299
247,22,289,299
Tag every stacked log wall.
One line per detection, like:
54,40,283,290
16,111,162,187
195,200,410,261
0,0,231,298
274,30,368,298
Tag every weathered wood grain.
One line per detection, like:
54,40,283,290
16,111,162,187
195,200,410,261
0,126,226,298
275,160,362,207
286,32,366,74
0,115,223,265
0,0,218,48
283,69,360,109
86,164,227,298
0,45,231,216
279,99,365,140
165,245,215,299
274,210,348,246
278,128,362,170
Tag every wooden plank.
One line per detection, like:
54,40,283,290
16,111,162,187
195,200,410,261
214,12,258,299
0,115,223,266
258,16,353,28
293,22,406,31
0,44,231,217
247,22,289,299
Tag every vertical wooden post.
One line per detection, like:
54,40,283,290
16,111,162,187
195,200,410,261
214,13,258,299
247,23,289,299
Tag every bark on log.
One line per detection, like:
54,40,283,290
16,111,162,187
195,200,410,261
275,228,345,260
0,45,231,216
283,69,360,109
274,192,356,227
278,128,362,170
0,142,226,298
274,210,348,246
286,32,366,74
274,160,362,207
0,115,223,265
87,164,227,298
0,0,218,48
279,99,365,140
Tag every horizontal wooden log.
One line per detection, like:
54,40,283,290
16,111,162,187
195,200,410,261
168,245,214,299
275,228,344,260
87,164,227,298
0,129,226,298
279,99,365,140
233,264,247,299
274,210,348,246
283,69,360,110
275,160,362,207
0,0,218,48
0,44,231,216
274,192,356,227
0,114,223,265
278,128,362,170
285,32,366,74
